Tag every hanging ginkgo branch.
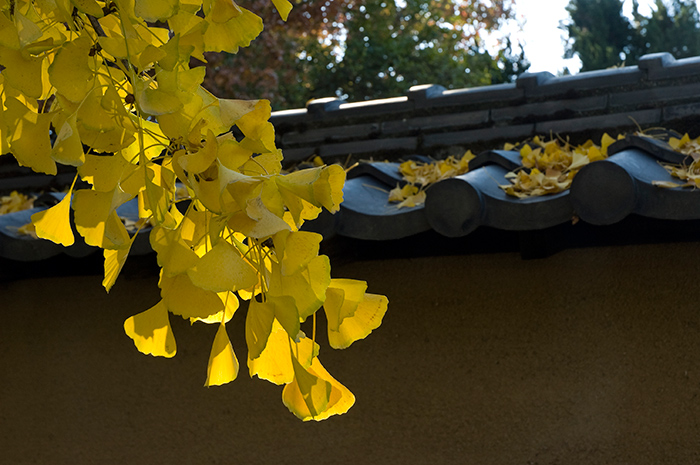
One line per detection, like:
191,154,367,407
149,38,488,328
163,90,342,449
0,0,387,421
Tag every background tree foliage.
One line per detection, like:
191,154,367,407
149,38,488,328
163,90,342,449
204,0,529,109
565,0,700,71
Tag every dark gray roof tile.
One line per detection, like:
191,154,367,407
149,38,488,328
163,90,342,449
336,175,429,240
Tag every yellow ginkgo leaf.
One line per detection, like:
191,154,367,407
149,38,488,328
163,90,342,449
219,98,258,127
48,36,94,103
192,291,239,324
206,0,242,22
0,13,20,49
103,246,131,293
323,279,368,332
282,356,355,421
78,152,138,193
248,320,318,385
160,272,225,320
134,0,179,22
6,96,56,175
134,78,184,116
245,298,275,360
313,164,345,213
31,192,74,247
51,112,85,166
0,46,46,99
150,225,200,277
178,130,218,174
283,355,331,420
271,0,292,21
328,292,388,350
202,6,263,54
229,196,291,239
124,300,176,358
14,11,42,48
268,294,300,340
72,187,133,249
186,240,258,293
204,323,239,387
267,255,330,321
71,0,104,17
273,229,322,276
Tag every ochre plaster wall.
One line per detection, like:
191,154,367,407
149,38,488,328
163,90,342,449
3,242,700,464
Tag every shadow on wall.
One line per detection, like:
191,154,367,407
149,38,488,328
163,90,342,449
3,242,700,464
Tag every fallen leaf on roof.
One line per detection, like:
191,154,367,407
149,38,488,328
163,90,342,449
653,133,700,188
500,134,613,198
389,151,474,208
0,191,34,215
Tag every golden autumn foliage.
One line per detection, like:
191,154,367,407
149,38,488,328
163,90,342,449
388,151,474,207
653,133,700,189
500,134,616,198
0,0,387,421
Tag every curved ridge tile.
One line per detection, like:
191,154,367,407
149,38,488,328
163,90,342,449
0,208,64,261
424,173,483,238
425,165,574,237
570,148,700,224
468,150,522,171
337,175,429,240
346,161,405,186
608,134,687,163
569,155,637,225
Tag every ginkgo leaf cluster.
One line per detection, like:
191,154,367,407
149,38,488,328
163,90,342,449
500,134,617,198
388,151,475,208
0,0,387,421
652,133,700,189
0,190,34,214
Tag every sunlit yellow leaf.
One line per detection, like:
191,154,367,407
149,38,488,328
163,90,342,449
323,279,367,332
134,0,179,22
271,0,292,20
0,13,20,49
282,355,331,420
269,294,300,339
322,278,388,349
187,239,258,292
249,320,318,385
51,112,85,166
48,36,94,103
273,230,322,276
160,272,225,319
204,0,242,22
229,196,291,239
78,152,138,192
202,6,263,54
205,323,239,386
219,98,258,127
0,46,47,99
178,130,218,174
246,298,275,360
71,0,104,17
72,187,133,248
14,11,42,48
134,77,184,116
282,356,354,421
124,300,176,358
150,225,200,277
6,96,56,175
276,165,345,214
268,255,330,322
192,291,239,324
103,246,131,292
328,292,388,350
31,191,74,247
